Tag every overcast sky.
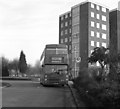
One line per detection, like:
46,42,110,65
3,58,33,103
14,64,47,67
0,0,119,66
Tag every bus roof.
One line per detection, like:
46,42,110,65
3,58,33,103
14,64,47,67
45,44,67,48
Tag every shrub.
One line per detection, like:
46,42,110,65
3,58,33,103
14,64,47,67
73,67,120,107
88,67,103,82
96,80,120,107
74,68,100,92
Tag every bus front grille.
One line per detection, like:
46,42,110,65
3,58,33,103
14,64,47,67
48,78,59,83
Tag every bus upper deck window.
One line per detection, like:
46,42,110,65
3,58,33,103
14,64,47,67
46,49,56,54
56,49,67,54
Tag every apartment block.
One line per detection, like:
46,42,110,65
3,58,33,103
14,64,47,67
59,11,72,70
118,1,120,11
59,1,109,78
59,11,72,54
109,9,120,56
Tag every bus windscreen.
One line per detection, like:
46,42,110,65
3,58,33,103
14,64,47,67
44,65,67,74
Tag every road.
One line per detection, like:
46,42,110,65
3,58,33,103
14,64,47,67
1,80,76,107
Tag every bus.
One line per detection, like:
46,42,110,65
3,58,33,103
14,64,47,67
40,44,69,86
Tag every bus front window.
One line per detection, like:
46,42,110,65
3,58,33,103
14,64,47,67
45,65,67,74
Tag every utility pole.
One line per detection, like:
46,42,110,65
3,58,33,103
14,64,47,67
74,46,81,78
74,46,76,78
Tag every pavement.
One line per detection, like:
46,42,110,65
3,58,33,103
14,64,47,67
68,81,87,108
1,79,88,108
1,80,77,107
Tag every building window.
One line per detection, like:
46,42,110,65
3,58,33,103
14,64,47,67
102,15,106,21
91,3,94,8
102,33,106,39
69,28,71,33
65,29,68,34
96,42,100,47
69,45,71,50
61,23,63,28
65,14,68,19
97,23,100,28
61,39,63,43
102,7,106,12
65,38,68,42
96,32,100,38
65,22,68,26
96,14,100,19
69,37,72,42
96,5,100,10
102,24,107,30
91,31,94,36
91,41,94,46
61,31,63,36
91,21,95,27
61,16,64,20
102,42,107,48
69,13,71,17
91,12,94,18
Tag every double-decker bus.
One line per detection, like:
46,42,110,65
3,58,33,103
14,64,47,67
40,44,69,86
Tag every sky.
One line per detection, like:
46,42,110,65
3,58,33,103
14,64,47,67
0,0,119,66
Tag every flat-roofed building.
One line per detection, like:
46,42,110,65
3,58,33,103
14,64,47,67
109,9,120,56
59,11,72,54
118,1,120,11
71,2,109,78
59,1,109,78
59,11,72,71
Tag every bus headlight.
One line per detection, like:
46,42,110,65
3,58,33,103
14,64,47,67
66,75,68,78
61,80,64,81
45,75,47,78
66,78,68,81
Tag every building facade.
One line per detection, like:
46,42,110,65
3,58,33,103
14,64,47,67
59,11,72,54
109,9,120,56
59,1,109,78
59,11,72,70
118,1,120,11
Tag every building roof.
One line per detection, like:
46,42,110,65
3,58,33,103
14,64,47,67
71,0,109,9
110,8,120,12
46,44,67,48
59,11,71,17
118,1,120,11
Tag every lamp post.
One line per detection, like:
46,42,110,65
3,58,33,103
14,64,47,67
74,46,76,78
74,47,81,78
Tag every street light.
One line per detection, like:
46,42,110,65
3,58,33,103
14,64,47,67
74,46,81,78
74,46,77,78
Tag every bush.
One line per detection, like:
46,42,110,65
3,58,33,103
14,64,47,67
74,68,100,93
88,67,103,82
73,67,120,107
97,80,120,107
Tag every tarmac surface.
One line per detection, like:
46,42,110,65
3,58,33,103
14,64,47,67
1,80,76,107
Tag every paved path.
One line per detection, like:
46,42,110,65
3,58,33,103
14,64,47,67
2,80,74,107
